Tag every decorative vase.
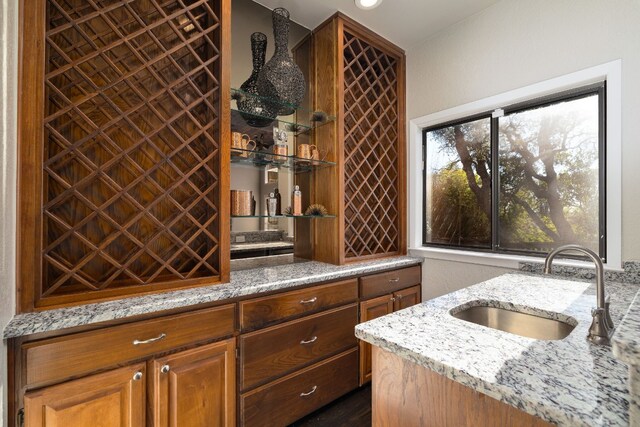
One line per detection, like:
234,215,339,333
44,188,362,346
256,7,306,116
237,32,276,127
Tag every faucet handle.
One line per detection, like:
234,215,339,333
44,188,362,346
604,296,614,330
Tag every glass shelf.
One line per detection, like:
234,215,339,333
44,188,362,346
231,214,336,219
230,148,335,173
231,88,335,137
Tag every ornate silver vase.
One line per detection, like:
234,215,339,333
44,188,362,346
256,7,306,116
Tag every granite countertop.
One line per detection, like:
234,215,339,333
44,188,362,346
613,291,640,366
355,272,638,426
3,256,422,339
230,241,294,252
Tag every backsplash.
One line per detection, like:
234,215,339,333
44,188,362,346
230,230,286,243
519,261,640,285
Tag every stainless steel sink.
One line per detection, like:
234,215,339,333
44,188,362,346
451,304,575,340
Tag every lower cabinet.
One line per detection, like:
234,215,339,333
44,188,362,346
24,363,147,427
358,266,422,385
238,279,360,426
150,339,236,427
24,339,235,427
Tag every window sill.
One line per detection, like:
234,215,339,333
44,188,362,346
408,246,624,272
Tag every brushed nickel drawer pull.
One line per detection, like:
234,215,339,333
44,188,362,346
133,371,143,381
300,385,317,397
300,297,318,304
389,277,400,283
133,333,166,346
300,336,318,345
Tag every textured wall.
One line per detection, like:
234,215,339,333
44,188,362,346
0,0,18,424
406,0,640,298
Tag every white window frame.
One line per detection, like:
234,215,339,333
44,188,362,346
408,60,622,270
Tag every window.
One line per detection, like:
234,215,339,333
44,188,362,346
423,83,605,259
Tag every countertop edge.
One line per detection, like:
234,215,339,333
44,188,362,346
354,326,577,426
3,256,423,339
612,287,640,366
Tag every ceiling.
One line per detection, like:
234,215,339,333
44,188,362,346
253,0,499,50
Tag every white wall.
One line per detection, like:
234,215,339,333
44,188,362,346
406,0,640,299
0,0,17,424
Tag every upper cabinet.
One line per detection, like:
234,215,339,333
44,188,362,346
297,14,407,264
17,0,231,311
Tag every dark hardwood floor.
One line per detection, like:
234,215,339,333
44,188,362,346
289,384,372,427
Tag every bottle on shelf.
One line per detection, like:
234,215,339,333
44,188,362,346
292,185,302,216
267,192,278,217
274,188,282,215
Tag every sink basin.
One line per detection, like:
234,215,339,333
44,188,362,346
451,304,575,340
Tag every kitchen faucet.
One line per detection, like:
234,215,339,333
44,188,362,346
544,244,614,345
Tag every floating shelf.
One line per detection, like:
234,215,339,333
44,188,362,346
230,148,335,173
231,214,336,219
231,88,336,146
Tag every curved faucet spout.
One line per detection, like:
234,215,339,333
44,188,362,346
544,244,612,345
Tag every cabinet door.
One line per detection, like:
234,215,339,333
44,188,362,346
151,339,236,427
393,285,421,311
24,363,145,427
359,294,394,385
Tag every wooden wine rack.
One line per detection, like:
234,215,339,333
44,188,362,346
342,29,403,260
18,0,230,310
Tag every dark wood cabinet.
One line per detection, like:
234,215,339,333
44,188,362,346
151,339,236,427
299,13,407,264
24,363,147,427
17,0,231,312
358,268,422,385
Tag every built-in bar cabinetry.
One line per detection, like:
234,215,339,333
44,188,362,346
296,13,407,265
17,0,231,311
11,264,421,427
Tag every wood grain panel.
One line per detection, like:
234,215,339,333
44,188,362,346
372,347,552,427
18,0,229,311
358,294,393,385
239,304,358,391
151,339,235,427
240,348,359,427
394,285,421,311
240,279,357,331
24,363,146,427
23,304,235,388
359,265,421,299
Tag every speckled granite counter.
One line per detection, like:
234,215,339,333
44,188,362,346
356,273,638,426
3,256,422,339
613,290,640,425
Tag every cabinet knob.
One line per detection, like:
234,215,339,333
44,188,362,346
133,371,143,381
300,385,318,397
161,364,170,374
396,294,403,300
390,297,396,302
300,336,318,345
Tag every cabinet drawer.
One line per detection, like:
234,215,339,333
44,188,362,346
239,304,358,391
240,348,359,427
359,265,421,299
240,279,358,330
23,304,236,388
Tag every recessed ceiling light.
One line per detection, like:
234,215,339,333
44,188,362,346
355,0,383,10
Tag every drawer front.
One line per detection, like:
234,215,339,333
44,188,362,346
239,304,358,391
359,265,421,299
240,348,359,427
24,304,236,388
240,279,358,331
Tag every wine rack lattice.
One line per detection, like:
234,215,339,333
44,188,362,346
42,0,221,297
343,31,400,260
